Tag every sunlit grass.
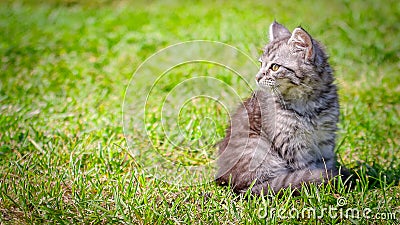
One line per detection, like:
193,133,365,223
0,0,399,224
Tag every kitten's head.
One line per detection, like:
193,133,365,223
256,21,333,100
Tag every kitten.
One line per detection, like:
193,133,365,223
216,21,347,195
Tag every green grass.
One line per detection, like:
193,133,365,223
1,0,399,224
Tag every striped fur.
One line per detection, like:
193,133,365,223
216,22,345,195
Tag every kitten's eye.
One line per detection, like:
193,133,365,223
270,63,280,72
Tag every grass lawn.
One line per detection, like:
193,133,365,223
1,0,399,224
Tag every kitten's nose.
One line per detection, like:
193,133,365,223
256,71,265,82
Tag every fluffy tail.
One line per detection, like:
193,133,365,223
249,168,339,195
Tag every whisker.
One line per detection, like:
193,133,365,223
272,86,304,121
300,83,313,90
271,87,287,110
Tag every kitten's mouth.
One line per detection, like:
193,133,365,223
257,77,277,88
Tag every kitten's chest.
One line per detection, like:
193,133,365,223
267,112,316,140
262,107,336,159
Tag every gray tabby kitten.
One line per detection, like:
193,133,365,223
216,21,345,195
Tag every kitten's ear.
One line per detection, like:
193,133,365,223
269,21,291,42
288,27,314,61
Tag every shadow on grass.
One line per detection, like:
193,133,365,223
348,161,400,191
